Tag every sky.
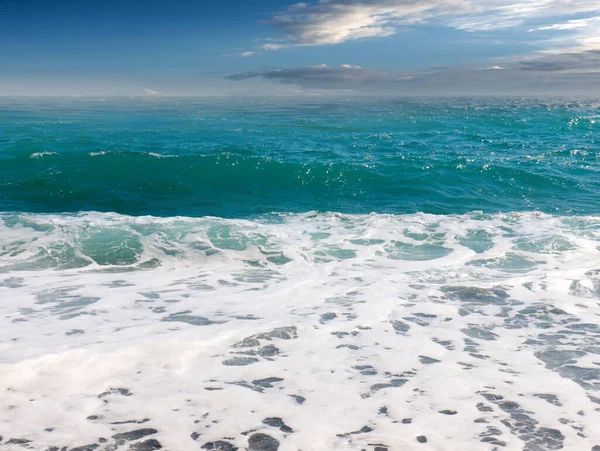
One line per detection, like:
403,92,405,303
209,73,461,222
1,0,599,95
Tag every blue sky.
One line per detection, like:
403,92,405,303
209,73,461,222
1,0,599,95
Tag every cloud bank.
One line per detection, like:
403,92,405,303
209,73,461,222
519,49,600,72
226,64,412,89
225,52,600,95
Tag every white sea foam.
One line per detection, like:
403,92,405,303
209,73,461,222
29,151,58,159
0,211,599,450
147,152,177,158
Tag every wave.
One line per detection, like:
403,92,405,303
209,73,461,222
1,211,599,285
2,97,599,217
1,149,598,217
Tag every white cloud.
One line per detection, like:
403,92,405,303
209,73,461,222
530,15,600,52
263,0,600,53
239,51,255,57
535,17,597,31
143,89,164,96
261,43,288,50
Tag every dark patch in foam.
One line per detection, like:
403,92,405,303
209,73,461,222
414,312,437,318
336,344,361,350
233,327,298,348
353,365,377,376
111,418,151,425
533,394,561,406
557,366,600,390
98,387,132,398
129,439,162,450
66,329,85,335
419,356,440,364
480,436,507,447
228,381,264,393
247,433,279,451
331,331,349,338
320,312,337,323
103,280,134,287
365,378,408,397
441,286,510,305
0,277,25,288
476,402,494,412
35,286,100,319
289,394,305,404
461,327,499,341
5,438,32,446
390,320,410,334
228,377,284,393
252,377,284,388
224,326,297,365
535,348,600,389
232,315,260,320
234,344,280,357
463,338,488,360
222,357,259,366
69,445,99,451
336,426,373,438
138,292,160,299
479,392,565,450
201,440,238,450
403,316,429,327
432,338,455,350
458,362,474,371
263,417,293,433
161,311,225,326
505,304,573,330
111,429,158,441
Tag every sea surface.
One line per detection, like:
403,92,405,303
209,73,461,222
0,97,599,450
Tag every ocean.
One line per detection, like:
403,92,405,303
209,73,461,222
0,97,599,450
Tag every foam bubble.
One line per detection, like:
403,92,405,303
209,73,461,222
0,211,599,450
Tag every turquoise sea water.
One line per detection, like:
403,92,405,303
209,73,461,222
2,97,600,450
1,97,598,217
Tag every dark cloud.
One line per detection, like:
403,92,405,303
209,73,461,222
519,49,600,72
225,61,600,95
225,71,264,81
225,65,412,90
